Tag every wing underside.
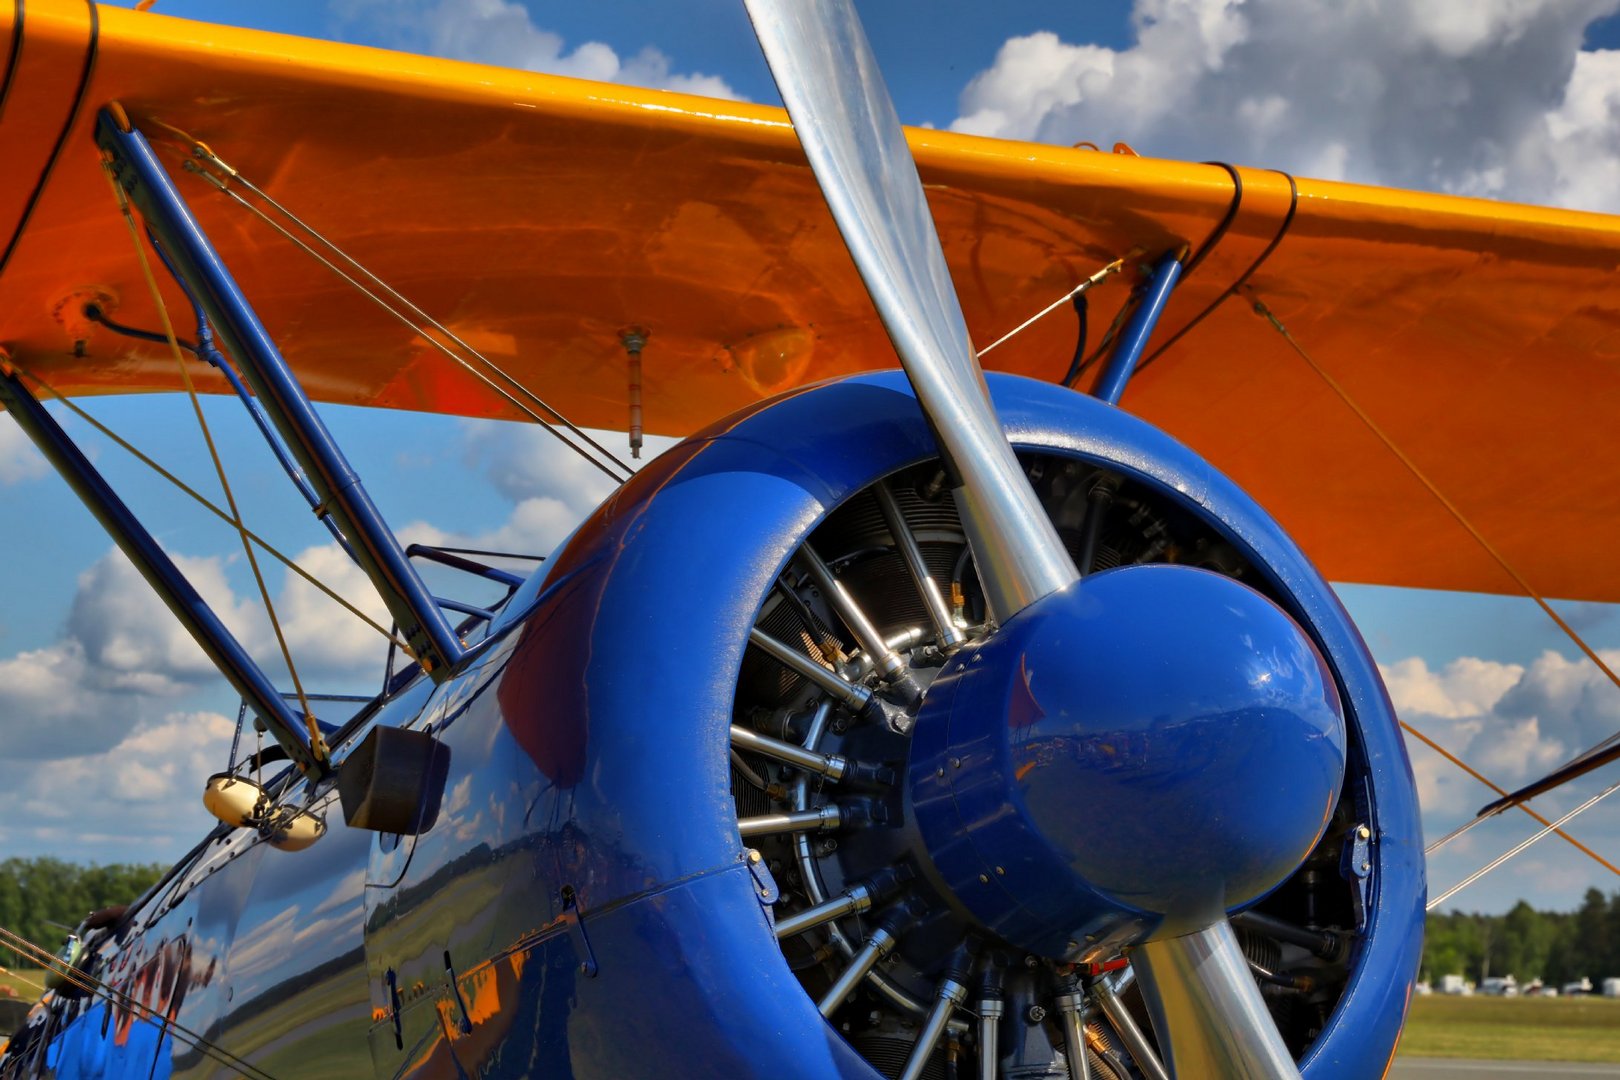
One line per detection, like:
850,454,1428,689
0,0,1616,601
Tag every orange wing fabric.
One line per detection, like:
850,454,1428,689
1,1,1617,601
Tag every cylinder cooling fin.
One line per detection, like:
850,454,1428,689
709,374,1424,1079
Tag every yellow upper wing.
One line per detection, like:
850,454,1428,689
2,1,1617,601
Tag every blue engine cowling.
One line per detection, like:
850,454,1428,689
367,370,1421,1078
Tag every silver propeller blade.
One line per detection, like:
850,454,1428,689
743,0,1075,623
1135,924,1302,1079
744,3,1303,1077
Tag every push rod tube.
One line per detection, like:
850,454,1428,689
0,364,321,775
96,110,465,681
1091,251,1184,406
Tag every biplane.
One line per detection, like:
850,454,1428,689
2,0,1619,1077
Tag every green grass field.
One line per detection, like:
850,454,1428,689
0,969,44,1003
1400,994,1620,1063
2,965,1616,1063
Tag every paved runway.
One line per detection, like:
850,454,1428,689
1389,1060,1619,1078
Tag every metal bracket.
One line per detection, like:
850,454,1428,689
559,885,598,978
745,847,781,906
1340,822,1373,931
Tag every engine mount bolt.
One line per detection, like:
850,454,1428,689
1026,1004,1047,1023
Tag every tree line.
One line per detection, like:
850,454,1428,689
0,857,165,966
1425,889,1620,986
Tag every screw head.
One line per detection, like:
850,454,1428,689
1026,1004,1047,1023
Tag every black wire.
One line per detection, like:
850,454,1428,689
1059,292,1089,388
0,1,25,130
1064,161,1242,391
1183,161,1243,280
83,303,200,354
1134,170,1300,379
1065,281,1143,388
0,0,96,282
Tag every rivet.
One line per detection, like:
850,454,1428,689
979,874,990,884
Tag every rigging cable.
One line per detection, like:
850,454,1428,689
1403,718,1619,874
158,132,632,484
0,925,281,1080
1247,291,1620,895
7,362,412,656
976,254,1128,360
1428,777,1620,911
102,153,324,762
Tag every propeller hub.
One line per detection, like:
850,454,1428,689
909,564,1346,957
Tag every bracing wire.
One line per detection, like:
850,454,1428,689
1249,293,1620,744
1248,290,1620,899
8,362,413,657
170,143,632,484
1402,718,1620,875
102,156,324,761
976,255,1129,359
1428,778,1620,911
0,925,281,1080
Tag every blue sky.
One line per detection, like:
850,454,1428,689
3,0,1620,921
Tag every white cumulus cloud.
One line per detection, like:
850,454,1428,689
951,0,1620,211
333,0,743,100
0,711,237,862
1385,650,1620,823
